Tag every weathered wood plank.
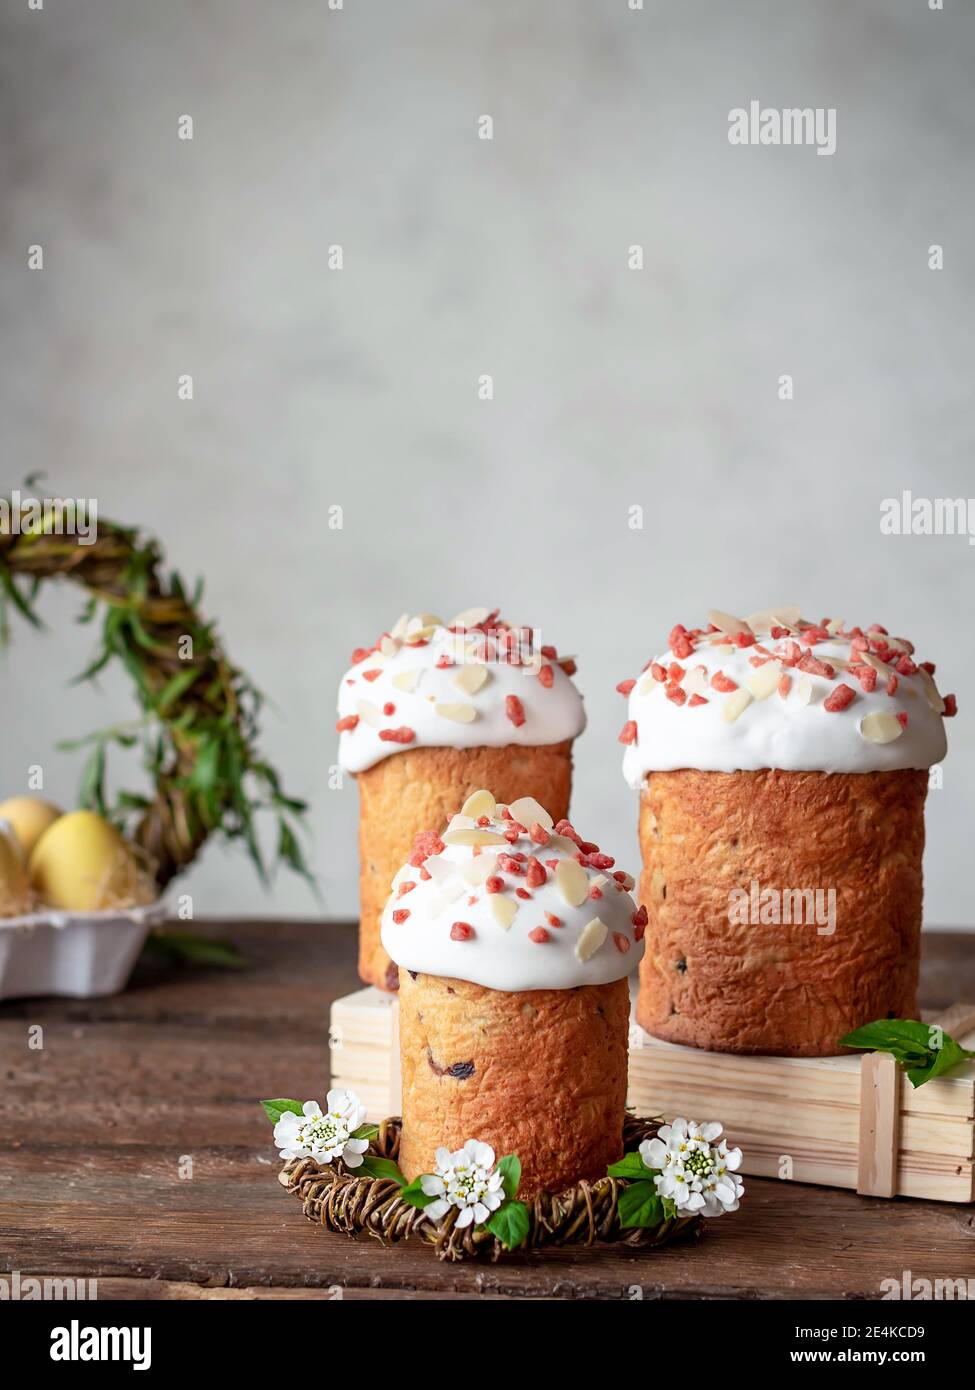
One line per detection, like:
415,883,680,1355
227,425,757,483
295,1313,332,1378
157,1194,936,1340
1,922,973,1300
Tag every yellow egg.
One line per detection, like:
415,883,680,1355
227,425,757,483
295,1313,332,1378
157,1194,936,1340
29,810,156,912
0,822,31,917
0,796,64,861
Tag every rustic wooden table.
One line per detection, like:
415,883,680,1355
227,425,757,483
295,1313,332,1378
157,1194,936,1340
2,922,973,1301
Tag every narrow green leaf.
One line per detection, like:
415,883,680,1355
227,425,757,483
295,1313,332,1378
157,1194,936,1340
351,1123,379,1141
144,930,246,969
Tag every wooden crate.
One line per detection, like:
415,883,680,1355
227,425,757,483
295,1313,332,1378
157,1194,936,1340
329,988,975,1202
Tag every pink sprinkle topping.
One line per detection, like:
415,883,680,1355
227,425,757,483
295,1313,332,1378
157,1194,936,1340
505,695,526,728
824,683,856,713
379,726,416,744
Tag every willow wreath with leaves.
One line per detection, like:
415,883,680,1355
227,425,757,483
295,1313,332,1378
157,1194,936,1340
0,498,311,899
275,1114,703,1262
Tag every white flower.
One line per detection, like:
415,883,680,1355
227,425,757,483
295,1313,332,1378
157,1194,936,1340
273,1089,369,1169
639,1118,744,1219
419,1139,506,1228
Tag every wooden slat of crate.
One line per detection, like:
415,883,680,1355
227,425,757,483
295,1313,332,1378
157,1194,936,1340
329,986,975,1201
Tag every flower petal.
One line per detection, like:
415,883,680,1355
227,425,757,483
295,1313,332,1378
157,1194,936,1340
639,1138,668,1169
420,1174,446,1197
455,1206,475,1228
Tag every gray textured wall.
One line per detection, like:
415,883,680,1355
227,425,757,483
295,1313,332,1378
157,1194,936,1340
1,0,972,924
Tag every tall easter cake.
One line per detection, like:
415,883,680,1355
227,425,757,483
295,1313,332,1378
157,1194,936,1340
619,607,956,1057
380,790,645,1197
338,610,585,991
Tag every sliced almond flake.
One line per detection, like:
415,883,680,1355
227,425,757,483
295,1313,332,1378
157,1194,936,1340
548,834,582,856
441,827,507,848
407,613,443,634
884,637,910,654
683,665,710,698
722,688,754,723
746,605,802,634
436,702,478,724
860,651,890,675
555,858,590,908
708,609,753,637
828,655,850,671
390,612,411,640
379,636,399,658
423,855,456,885
637,673,657,696
450,606,490,629
746,660,781,701
575,918,608,962
591,874,609,891
453,663,489,695
391,668,420,693
796,677,813,705
508,797,554,831
917,668,945,714
404,625,438,645
356,699,382,726
459,853,499,886
460,789,497,821
859,711,905,744
825,617,845,635
446,814,475,832
490,895,518,930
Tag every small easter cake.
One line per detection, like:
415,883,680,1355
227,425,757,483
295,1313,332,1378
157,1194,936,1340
337,610,585,992
380,789,645,1198
618,607,956,1057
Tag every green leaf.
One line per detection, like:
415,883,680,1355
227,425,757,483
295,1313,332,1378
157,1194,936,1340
617,1179,665,1230
351,1122,379,1141
485,1199,530,1250
910,1033,974,1087
154,666,201,712
0,570,43,630
359,1155,407,1185
78,740,107,815
144,930,246,970
840,1018,975,1088
261,1099,305,1124
607,1150,654,1180
496,1153,522,1201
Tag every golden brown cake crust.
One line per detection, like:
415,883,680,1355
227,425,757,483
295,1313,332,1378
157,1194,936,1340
635,768,927,1057
355,741,573,991
398,971,628,1198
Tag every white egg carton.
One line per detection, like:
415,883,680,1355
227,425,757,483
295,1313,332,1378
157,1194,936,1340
0,898,169,1000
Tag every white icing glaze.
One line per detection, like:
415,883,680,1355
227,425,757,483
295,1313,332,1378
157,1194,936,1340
337,613,586,773
621,612,952,784
380,796,645,992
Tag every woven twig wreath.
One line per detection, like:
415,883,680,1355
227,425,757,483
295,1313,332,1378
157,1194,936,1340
278,1115,702,1261
0,504,309,889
